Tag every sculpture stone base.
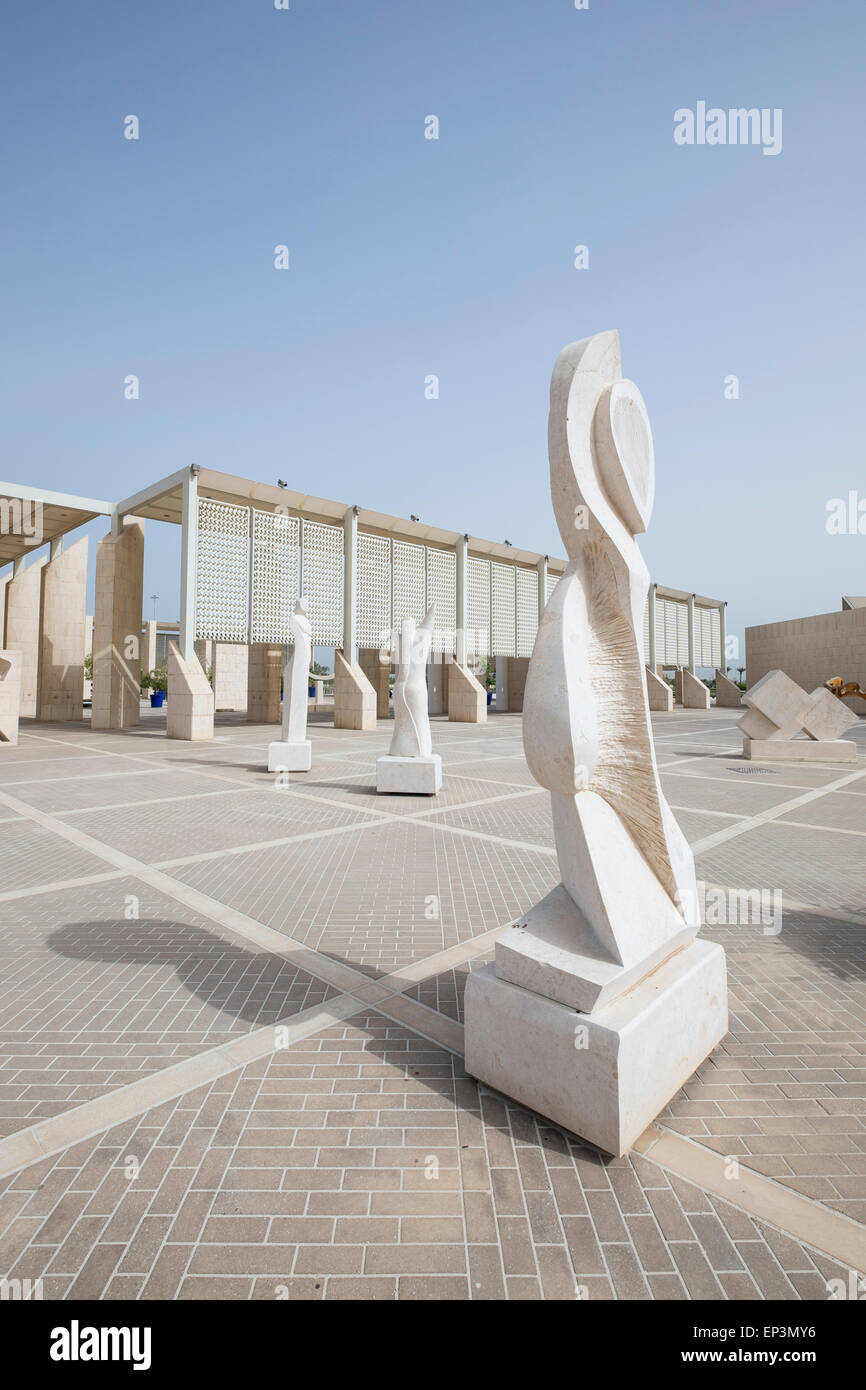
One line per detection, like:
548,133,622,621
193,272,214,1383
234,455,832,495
464,939,727,1157
268,740,312,773
742,737,857,764
376,754,442,794
495,885,695,1015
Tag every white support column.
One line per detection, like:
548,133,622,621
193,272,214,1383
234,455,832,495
179,467,199,662
49,536,64,561
343,505,358,665
12,556,25,578
455,534,468,667
687,593,696,675
648,582,658,671
537,555,547,624
718,601,727,675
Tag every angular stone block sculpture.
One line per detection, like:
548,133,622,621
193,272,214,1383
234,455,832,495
645,665,673,711
714,668,743,708
464,330,727,1156
333,651,377,731
268,598,313,773
376,607,442,794
92,518,145,730
739,669,858,762
675,666,711,709
166,642,214,741
0,649,23,746
447,661,487,723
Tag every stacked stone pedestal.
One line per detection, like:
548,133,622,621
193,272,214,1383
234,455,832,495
465,825,728,1156
465,937,726,1157
268,740,312,772
376,753,442,794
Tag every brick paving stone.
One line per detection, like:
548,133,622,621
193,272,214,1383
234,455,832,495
0,709,864,1300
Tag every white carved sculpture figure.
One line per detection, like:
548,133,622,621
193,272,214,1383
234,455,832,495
376,606,442,793
267,596,313,773
464,331,728,1155
520,330,701,984
390,608,435,757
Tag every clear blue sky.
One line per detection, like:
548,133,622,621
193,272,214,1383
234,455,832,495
2,0,864,665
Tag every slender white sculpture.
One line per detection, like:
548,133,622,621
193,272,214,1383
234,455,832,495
464,331,728,1155
376,606,442,793
267,597,313,772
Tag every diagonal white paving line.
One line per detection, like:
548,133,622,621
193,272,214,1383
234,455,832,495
0,782,521,1002
656,749,741,770
0,869,126,905
691,763,866,854
704,881,866,929
771,819,866,839
0,993,367,1182
409,818,556,856
634,1126,866,1275
0,765,184,789
662,766,857,792
152,815,394,870
57,784,274,818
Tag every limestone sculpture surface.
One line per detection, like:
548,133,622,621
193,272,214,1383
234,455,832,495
739,668,858,762
268,597,313,773
0,650,23,746
376,607,442,793
464,330,728,1155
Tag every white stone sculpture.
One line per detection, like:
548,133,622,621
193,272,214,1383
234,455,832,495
268,597,313,772
464,330,728,1156
739,669,858,762
376,606,442,793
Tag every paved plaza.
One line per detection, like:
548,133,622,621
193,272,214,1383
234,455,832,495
0,706,865,1300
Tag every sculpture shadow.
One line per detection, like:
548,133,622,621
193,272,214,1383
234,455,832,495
46,918,331,1027
703,912,866,986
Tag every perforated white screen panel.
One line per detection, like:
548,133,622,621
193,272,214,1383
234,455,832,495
466,557,490,658
250,510,299,644
195,499,250,643
301,520,344,647
696,605,721,668
356,532,391,651
491,563,516,657
657,597,690,665
545,572,560,606
392,541,426,631
426,547,456,654
516,567,538,658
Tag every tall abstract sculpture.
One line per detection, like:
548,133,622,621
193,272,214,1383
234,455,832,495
376,606,442,793
268,597,313,772
465,331,728,1155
